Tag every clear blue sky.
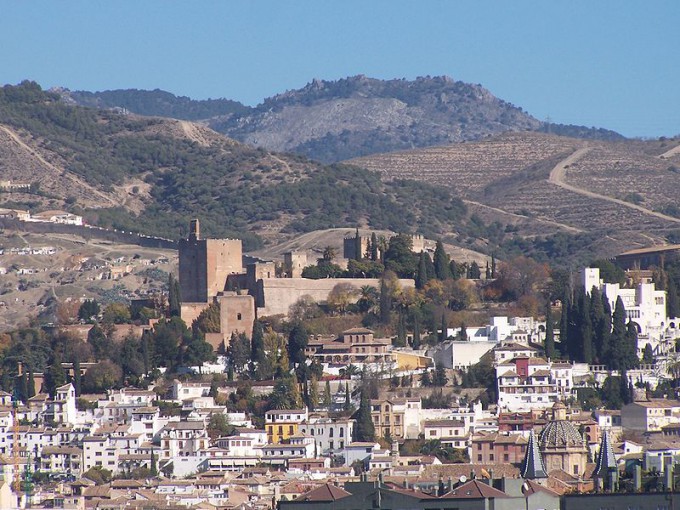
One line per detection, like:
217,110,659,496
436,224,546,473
1,1,678,138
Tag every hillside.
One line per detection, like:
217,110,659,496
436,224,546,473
0,81,474,252
63,76,624,163
351,131,680,261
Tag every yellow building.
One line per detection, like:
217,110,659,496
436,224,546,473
393,351,433,371
265,409,308,444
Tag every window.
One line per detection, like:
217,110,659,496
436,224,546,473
573,464,578,475
339,428,344,437
237,313,242,320
430,431,437,436
329,428,334,437
504,454,509,462
477,454,482,461
489,454,494,461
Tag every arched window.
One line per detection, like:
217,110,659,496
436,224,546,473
329,428,334,437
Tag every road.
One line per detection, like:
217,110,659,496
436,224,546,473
548,146,680,225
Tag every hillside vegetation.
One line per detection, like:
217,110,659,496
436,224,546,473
0,81,474,251
64,75,624,163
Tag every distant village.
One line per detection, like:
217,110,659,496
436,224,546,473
0,218,680,510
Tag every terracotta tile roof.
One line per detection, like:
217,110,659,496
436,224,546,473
441,479,508,499
294,483,351,502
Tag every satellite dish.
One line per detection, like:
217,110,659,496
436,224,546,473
459,475,467,484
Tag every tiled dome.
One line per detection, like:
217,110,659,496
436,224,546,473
538,419,584,449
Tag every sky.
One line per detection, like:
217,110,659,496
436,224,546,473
1,1,679,138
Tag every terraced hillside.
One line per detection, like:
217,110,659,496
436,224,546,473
352,132,680,259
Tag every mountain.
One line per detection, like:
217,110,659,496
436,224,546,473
62,76,624,163
0,81,471,252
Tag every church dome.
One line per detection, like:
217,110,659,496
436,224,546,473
539,418,584,449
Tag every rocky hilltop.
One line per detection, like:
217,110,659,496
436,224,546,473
63,75,623,163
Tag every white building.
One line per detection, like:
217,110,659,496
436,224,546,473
582,267,672,355
298,417,355,455
496,357,574,411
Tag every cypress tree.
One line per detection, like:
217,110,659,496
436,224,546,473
544,301,556,359
668,278,680,319
168,273,181,317
610,296,627,369
600,292,613,363
624,321,640,370
589,286,605,361
396,312,407,347
566,291,582,361
370,233,378,261
44,355,66,399
424,252,436,281
458,323,468,342
468,261,481,279
73,358,82,397
251,320,266,365
354,390,375,442
354,228,362,261
27,369,36,399
141,330,152,374
416,252,428,290
412,311,422,349
560,290,570,357
440,314,448,342
449,259,459,280
433,241,451,280
580,292,593,364
309,376,319,411
379,277,391,325
323,380,332,408
491,254,497,278
15,372,27,404
150,453,158,476
344,382,351,411
485,261,491,280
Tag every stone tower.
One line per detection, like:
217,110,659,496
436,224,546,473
178,219,243,303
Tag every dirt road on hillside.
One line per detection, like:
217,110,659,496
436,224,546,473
548,147,680,225
0,124,118,207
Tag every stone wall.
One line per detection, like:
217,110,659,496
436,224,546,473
257,278,415,317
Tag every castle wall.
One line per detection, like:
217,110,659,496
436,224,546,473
257,278,415,317
180,302,210,329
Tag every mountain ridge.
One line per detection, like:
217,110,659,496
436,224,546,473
61,75,624,163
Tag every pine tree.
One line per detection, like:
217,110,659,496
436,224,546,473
544,301,556,359
44,355,67,399
433,365,448,387
668,278,680,319
354,390,375,442
433,241,451,280
420,371,432,387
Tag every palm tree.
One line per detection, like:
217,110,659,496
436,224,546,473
358,285,379,313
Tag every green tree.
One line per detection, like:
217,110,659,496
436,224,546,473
384,234,417,278
269,374,302,410
668,278,680,319
192,302,220,336
610,296,627,370
168,273,182,317
27,369,36,399
353,390,375,442
370,232,379,261
433,241,451,280
82,360,123,393
227,333,251,373
323,380,332,408
468,261,481,279
102,303,131,324
544,301,556,359
78,299,100,323
184,332,215,371
432,364,448,387
308,376,319,411
354,228,362,260
288,322,309,369
44,355,67,399
344,382,352,411
579,292,593,364
72,358,82,397
642,343,654,364
439,314,448,342
150,317,191,369
250,320,266,366
416,251,429,290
